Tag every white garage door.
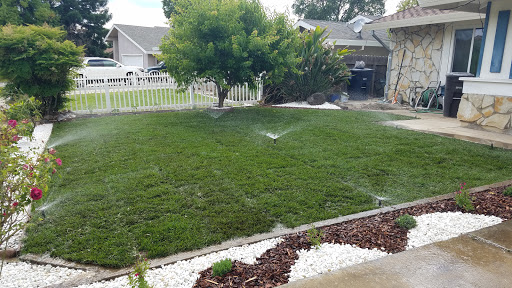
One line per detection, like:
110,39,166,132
122,55,143,67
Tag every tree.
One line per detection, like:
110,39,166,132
396,0,418,12
160,0,300,108
0,0,59,26
162,0,176,19
292,0,385,22
49,0,112,57
0,25,84,115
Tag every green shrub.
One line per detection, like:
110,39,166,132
504,186,512,197
395,214,417,230
0,24,83,115
212,258,232,277
307,225,324,249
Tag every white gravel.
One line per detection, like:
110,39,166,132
0,261,86,288
407,212,503,249
288,243,389,282
273,101,342,110
76,237,282,288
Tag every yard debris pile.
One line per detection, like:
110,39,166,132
194,185,512,287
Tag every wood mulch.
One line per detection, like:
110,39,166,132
194,185,512,288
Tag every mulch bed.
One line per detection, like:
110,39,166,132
194,185,512,288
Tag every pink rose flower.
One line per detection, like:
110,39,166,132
13,202,18,207
23,164,29,170
30,187,43,200
7,120,17,128
52,168,57,174
48,148,56,155
44,157,50,163
12,135,20,142
55,158,62,166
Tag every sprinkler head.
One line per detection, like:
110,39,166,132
274,138,277,145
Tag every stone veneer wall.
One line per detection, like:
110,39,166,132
458,94,512,129
388,24,445,102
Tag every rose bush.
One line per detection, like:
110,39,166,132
0,111,60,250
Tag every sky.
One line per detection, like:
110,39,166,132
106,0,402,28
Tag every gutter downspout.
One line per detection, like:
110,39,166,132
371,30,392,101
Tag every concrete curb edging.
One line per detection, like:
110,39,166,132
22,179,512,287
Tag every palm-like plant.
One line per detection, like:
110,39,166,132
265,26,352,104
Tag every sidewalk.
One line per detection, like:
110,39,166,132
380,109,512,149
283,220,512,288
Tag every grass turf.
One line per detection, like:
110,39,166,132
23,107,512,267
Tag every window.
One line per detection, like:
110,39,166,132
87,60,104,67
451,28,483,75
102,60,118,67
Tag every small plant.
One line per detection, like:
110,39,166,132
307,225,324,249
455,182,474,211
395,214,417,229
503,186,512,197
128,253,153,288
212,258,232,277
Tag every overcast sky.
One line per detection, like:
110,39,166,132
106,0,402,28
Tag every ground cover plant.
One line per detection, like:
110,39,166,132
22,107,512,267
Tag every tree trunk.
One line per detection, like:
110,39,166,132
215,83,230,108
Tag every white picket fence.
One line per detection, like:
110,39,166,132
66,72,263,114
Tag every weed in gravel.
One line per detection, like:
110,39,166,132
503,186,512,197
395,214,417,229
455,182,474,212
128,253,152,288
307,225,324,249
212,258,232,277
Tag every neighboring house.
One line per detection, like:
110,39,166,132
104,24,170,68
365,1,512,130
294,16,390,56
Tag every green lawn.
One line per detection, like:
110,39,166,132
23,107,512,267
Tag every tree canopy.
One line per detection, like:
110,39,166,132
292,0,385,22
49,0,112,57
0,0,111,57
162,0,176,19
160,0,300,107
396,0,419,12
0,0,58,26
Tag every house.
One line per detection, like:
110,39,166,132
294,16,390,56
104,24,170,68
365,1,512,130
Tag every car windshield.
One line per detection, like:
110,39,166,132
158,61,165,67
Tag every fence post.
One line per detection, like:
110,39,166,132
104,81,111,112
189,84,195,106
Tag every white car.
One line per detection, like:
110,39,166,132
77,57,144,79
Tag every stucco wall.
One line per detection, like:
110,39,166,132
117,33,145,66
387,24,445,102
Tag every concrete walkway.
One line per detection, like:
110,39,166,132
380,109,512,149
283,220,512,288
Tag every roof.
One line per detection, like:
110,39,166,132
105,24,170,54
295,19,389,47
364,6,484,30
